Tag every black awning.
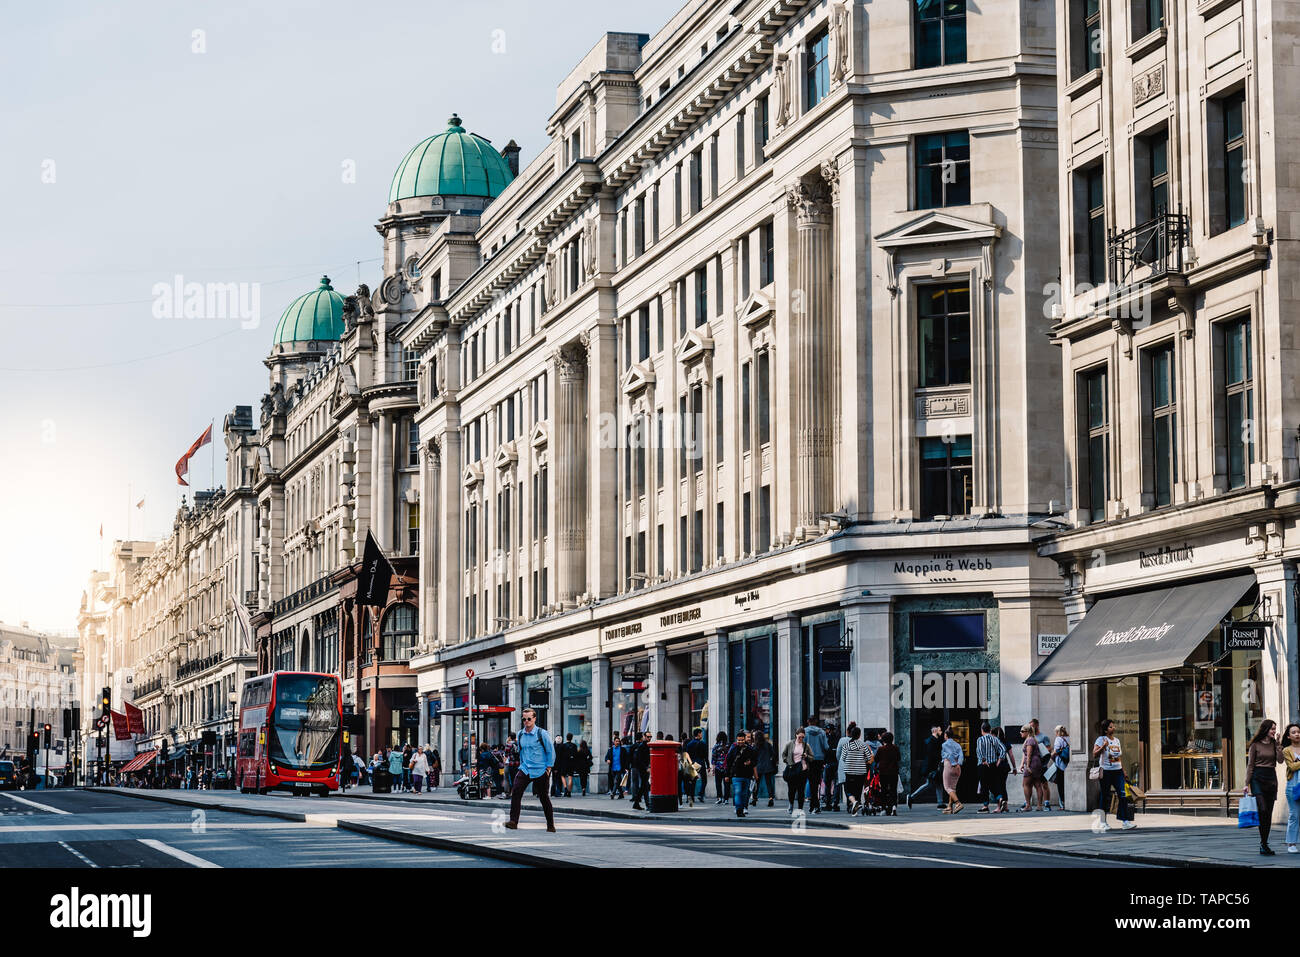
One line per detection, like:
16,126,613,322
1027,573,1255,685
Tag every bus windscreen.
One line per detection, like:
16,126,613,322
269,675,340,770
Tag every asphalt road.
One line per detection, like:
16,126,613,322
0,788,519,868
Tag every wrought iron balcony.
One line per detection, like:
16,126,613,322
1108,209,1189,291
176,652,225,680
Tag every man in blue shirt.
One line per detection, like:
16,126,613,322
505,707,557,831
802,716,830,814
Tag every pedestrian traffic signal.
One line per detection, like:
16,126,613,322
43,724,52,748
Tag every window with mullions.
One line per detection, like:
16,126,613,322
1082,0,1102,73
919,436,973,518
1221,318,1254,489
915,0,966,69
1147,343,1178,507
1077,164,1107,286
806,28,830,109
1132,0,1163,38
915,131,970,209
1223,91,1247,230
1135,129,1169,229
408,417,419,467
380,603,417,662
918,284,971,388
1082,367,1110,523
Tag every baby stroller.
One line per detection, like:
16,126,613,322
860,766,887,816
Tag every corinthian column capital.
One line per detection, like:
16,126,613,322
786,179,833,227
821,157,841,207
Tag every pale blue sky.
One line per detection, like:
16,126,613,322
0,0,684,632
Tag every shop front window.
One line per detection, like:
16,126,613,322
728,633,773,738
1100,676,1145,787
611,664,648,739
801,620,844,733
561,664,592,744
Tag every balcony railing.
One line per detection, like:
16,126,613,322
177,652,225,680
136,677,164,698
1108,209,1188,291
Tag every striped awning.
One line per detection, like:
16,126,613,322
121,750,161,773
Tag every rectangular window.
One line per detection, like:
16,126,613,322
408,417,419,467
625,425,633,498
656,295,664,351
757,485,771,553
1222,318,1253,489
651,182,660,243
674,164,683,227
679,515,688,574
918,284,971,387
919,435,973,517
715,376,724,463
624,536,632,591
742,492,753,555
1222,90,1247,231
656,524,665,577
1082,0,1102,73
1148,343,1177,507
739,234,751,297
403,347,419,382
638,305,651,362
634,196,646,256
1136,129,1169,228
692,508,704,573
679,394,688,481
656,409,665,488
715,503,725,562
735,111,746,179
911,612,985,651
759,221,775,286
1081,367,1109,523
755,94,770,164
540,466,548,537
1132,0,1163,38
915,131,971,209
634,415,647,498
1077,164,1107,286
806,28,830,109
636,531,646,587
691,384,704,476
709,134,719,200
690,148,703,214
694,266,708,327
678,279,687,337
916,0,967,69
757,351,771,445
741,362,752,453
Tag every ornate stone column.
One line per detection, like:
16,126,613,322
786,177,835,535
553,344,588,605
822,158,843,510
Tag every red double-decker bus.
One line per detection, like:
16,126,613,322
236,671,341,796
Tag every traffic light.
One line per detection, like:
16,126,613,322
27,730,38,761
43,724,51,748
62,708,72,739
101,687,111,715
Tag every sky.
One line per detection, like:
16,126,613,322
0,0,685,634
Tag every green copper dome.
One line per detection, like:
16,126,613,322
388,114,515,204
272,276,345,344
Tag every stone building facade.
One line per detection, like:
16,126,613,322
1035,0,1300,813
0,622,78,767
401,0,1066,792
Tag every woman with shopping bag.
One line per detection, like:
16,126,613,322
1244,719,1285,855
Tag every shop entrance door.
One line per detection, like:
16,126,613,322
911,705,983,803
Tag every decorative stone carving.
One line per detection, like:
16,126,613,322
355,284,375,319
785,178,833,227
551,344,584,381
583,217,598,276
342,295,358,332
1133,64,1165,106
820,157,841,207
829,0,850,87
774,52,792,129
379,275,404,305
545,253,559,307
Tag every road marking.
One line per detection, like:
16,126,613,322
138,838,220,868
695,829,997,867
58,841,98,867
2,792,71,815
0,822,319,832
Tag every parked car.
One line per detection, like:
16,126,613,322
0,760,16,790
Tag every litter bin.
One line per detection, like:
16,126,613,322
372,767,393,794
648,740,681,812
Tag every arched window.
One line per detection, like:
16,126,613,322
299,628,311,671
381,603,417,661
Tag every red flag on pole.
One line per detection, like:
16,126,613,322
124,701,145,735
110,710,132,741
175,424,213,486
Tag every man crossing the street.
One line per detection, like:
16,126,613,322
505,707,557,832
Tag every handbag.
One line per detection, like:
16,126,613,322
1043,761,1058,781
1238,793,1259,829
1088,762,1102,781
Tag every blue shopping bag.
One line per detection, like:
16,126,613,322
1237,793,1259,828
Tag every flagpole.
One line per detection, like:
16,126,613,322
127,483,131,541
210,418,215,491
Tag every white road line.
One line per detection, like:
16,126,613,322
0,822,317,832
683,829,998,867
137,838,220,868
58,841,98,867
2,792,71,815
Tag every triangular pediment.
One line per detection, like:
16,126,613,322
462,462,484,487
874,209,1002,249
675,326,714,366
531,422,548,449
494,442,518,471
327,364,360,418
622,362,657,397
738,289,776,329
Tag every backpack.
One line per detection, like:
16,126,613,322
1054,739,1071,767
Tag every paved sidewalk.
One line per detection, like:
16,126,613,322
96,784,1300,868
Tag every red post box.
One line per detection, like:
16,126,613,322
648,739,681,812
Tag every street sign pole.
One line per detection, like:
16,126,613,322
466,669,476,795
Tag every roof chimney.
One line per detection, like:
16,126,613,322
501,140,520,178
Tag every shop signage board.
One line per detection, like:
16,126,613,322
818,646,852,671
1037,633,1065,656
1222,620,1267,651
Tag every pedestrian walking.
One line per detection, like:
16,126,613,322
906,726,944,809
940,726,964,814
1245,719,1284,855
576,739,593,795
410,745,429,793
388,746,405,792
1017,723,1044,812
780,730,808,812
834,722,857,811
401,744,413,792
679,739,699,806
560,733,578,797
1030,718,1053,810
710,732,730,804
1091,717,1134,832
427,745,441,789
875,731,901,815
751,730,777,807
726,730,758,817
802,716,830,814
604,732,628,798
684,728,709,802
992,726,1013,812
1281,723,1300,854
504,707,556,832
631,731,652,810
551,735,565,797
839,727,871,816
1049,725,1071,810
974,722,1005,813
